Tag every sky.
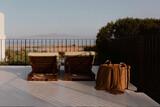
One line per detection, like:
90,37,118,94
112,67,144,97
0,0,160,38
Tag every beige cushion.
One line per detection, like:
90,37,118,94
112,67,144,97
65,51,95,56
28,52,59,57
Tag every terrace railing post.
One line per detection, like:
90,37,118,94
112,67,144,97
45,39,47,52
65,39,67,52
24,39,27,65
16,40,18,64
13,40,14,64
82,39,84,49
61,39,62,52
53,39,55,52
90,39,92,48
78,39,79,51
49,39,51,52
73,39,75,52
8,40,10,64
69,39,71,52
85,39,87,49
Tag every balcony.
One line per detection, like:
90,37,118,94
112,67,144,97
0,39,159,106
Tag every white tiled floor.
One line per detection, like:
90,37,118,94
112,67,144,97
0,66,159,107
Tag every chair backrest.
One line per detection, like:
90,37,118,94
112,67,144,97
29,56,58,73
65,55,94,74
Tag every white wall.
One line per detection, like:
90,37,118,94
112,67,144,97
0,12,6,61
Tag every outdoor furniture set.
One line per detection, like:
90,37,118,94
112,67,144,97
27,51,95,81
27,51,131,94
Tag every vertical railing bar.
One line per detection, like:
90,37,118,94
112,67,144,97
60,39,61,52
32,39,33,52
57,39,59,52
0,39,2,61
59,39,60,52
16,39,18,64
72,39,73,52
77,39,81,51
33,39,35,52
56,39,57,52
90,39,92,48
59,39,61,52
82,39,84,51
8,40,10,64
2,39,3,61
37,39,39,52
36,39,38,52
0,39,2,62
4,39,6,63
66,39,67,52
61,39,63,52
53,39,55,52
86,39,87,50
39,39,41,52
49,39,51,52
0,39,1,61
45,39,47,52
73,39,75,52
35,39,37,52
13,39,15,64
43,39,44,52
32,39,34,52
3,39,7,63
24,39,27,65
41,39,42,52
30,39,32,52
37,39,38,52
75,39,76,52
21,39,23,64
36,39,37,52
70,39,71,52
28,39,31,52
30,39,31,52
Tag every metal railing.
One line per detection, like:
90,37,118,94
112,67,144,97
0,39,96,65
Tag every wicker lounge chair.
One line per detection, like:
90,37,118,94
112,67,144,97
64,51,95,81
27,53,59,81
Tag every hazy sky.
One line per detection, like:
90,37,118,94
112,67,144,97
0,0,160,38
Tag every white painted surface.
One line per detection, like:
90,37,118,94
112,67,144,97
0,13,5,35
0,66,159,107
0,12,6,61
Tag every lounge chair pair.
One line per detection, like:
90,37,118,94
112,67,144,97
27,51,95,81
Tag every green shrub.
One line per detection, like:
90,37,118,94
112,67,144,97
96,18,160,63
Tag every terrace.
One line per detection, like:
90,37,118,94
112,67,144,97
0,66,159,107
0,38,159,106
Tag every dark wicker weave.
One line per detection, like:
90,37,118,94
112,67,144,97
64,55,95,81
28,56,59,81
